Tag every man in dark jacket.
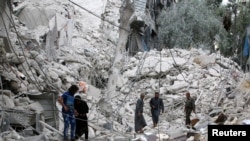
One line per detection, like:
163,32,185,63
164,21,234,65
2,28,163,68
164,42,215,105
184,92,196,128
74,95,89,140
149,92,164,128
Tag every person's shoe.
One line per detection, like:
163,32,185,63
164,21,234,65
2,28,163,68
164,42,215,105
136,130,143,134
153,123,157,128
153,123,156,128
139,130,144,133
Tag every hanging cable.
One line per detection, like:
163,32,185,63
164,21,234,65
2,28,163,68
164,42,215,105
0,12,43,92
1,1,244,140
1,4,73,94
167,47,188,82
111,51,148,131
2,5,116,129
0,75,5,131
157,47,162,141
0,6,44,91
0,76,3,107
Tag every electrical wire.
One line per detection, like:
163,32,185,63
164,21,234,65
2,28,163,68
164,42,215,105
1,1,244,140
69,0,223,88
64,0,155,131
0,12,43,92
0,75,3,107
7,11,51,91
2,4,115,128
2,4,73,94
157,47,162,140
110,51,148,132
0,7,72,133
0,5,45,91
9,3,112,94
8,2,207,135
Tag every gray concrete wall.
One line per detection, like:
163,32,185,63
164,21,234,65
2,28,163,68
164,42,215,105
0,0,12,53
0,0,11,38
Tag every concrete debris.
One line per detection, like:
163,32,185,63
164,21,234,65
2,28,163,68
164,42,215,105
1,0,250,141
242,119,250,125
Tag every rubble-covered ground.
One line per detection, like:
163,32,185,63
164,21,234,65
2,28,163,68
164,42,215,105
1,0,250,141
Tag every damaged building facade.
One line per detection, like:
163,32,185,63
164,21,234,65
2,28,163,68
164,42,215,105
0,1,63,140
125,0,176,55
1,0,250,141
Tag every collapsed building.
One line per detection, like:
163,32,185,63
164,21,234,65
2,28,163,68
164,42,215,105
1,0,250,141
0,0,65,140
125,0,176,56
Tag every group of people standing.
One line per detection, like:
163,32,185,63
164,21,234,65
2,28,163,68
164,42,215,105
58,84,89,141
58,83,196,140
134,92,164,133
134,91,196,133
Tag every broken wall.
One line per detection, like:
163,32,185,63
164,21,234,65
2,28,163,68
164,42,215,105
45,13,73,61
0,0,12,53
126,0,160,55
0,0,10,37
16,5,56,30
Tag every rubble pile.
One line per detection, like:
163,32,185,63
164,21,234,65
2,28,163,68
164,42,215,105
1,0,250,141
112,48,249,141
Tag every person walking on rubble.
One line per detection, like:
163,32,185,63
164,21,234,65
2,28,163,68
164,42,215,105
149,92,164,128
184,91,196,128
58,84,79,141
135,93,147,133
74,95,89,140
